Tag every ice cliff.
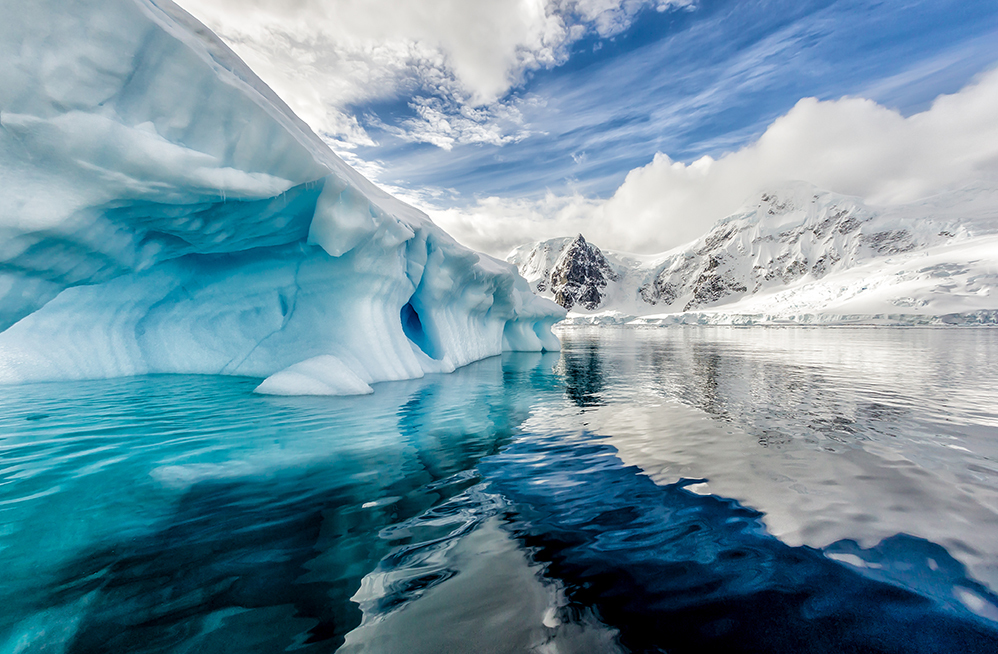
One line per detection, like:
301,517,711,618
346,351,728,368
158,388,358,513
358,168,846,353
0,0,562,394
510,183,998,325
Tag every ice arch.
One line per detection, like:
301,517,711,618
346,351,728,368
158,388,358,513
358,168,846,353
0,0,563,394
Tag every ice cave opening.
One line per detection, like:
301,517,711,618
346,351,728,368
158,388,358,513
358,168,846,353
401,300,440,360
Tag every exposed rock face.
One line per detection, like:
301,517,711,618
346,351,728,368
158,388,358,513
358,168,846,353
632,185,943,310
684,260,749,311
508,182,998,319
549,234,618,310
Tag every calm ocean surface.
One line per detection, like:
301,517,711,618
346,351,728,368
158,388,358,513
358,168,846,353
1,327,997,653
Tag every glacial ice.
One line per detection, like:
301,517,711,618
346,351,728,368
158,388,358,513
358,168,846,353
254,355,374,397
0,0,563,393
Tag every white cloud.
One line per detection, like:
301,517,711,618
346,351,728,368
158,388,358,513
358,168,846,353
427,67,998,256
369,96,533,151
176,0,691,148
430,192,604,257
572,0,695,37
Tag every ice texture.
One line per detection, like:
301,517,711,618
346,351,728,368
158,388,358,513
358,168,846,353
511,182,998,325
254,355,373,396
0,0,562,393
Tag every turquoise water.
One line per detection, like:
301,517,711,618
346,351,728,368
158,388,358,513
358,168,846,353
1,327,997,653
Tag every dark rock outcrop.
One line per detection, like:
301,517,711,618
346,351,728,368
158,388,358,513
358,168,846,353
549,234,617,310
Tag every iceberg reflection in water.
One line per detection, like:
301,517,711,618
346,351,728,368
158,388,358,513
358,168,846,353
1,328,997,652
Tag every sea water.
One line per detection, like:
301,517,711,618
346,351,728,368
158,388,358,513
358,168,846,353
1,327,997,653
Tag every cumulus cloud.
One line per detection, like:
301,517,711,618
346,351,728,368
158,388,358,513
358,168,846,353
428,67,998,257
176,0,692,149
431,192,603,255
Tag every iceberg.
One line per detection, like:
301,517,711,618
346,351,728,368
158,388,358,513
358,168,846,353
0,0,563,393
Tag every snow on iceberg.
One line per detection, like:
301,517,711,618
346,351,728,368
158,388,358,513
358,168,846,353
0,0,563,394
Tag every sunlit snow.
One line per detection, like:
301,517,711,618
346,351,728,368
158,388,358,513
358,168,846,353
510,182,998,325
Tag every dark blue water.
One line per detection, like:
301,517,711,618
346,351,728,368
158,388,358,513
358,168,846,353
1,327,997,653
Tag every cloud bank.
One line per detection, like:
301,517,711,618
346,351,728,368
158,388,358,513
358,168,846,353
429,67,998,257
177,0,693,150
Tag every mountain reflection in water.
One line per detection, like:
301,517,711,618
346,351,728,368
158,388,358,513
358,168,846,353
0,327,996,652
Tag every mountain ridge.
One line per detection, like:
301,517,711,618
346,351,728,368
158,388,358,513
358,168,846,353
508,182,998,324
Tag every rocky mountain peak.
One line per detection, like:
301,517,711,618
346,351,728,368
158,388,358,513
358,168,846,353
509,183,994,321
549,233,617,310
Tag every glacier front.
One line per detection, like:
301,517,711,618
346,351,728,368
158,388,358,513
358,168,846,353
0,0,563,393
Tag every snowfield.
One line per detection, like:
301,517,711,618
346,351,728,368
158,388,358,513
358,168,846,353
0,0,562,394
510,182,998,326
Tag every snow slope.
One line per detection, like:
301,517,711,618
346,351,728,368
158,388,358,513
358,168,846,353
0,0,562,393
509,183,998,325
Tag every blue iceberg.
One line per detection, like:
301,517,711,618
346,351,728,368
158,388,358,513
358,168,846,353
0,0,563,394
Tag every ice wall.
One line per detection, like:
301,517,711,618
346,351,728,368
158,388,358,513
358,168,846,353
0,0,563,394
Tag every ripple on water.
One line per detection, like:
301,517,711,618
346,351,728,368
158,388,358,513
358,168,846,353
0,330,997,652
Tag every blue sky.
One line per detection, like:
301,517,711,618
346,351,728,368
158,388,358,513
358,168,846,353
182,0,998,253
347,0,998,202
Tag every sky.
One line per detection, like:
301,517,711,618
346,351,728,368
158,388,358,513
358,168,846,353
177,0,998,256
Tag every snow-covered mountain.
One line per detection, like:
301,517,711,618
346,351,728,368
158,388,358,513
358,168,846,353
0,0,562,394
509,182,998,325
526,234,618,310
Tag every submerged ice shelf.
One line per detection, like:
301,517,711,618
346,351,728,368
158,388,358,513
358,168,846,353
0,0,562,394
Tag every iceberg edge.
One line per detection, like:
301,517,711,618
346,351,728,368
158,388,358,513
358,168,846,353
0,0,564,394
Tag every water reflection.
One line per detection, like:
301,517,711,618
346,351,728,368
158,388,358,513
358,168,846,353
483,431,998,653
54,468,370,651
0,354,563,652
556,327,998,598
2,328,997,653
638,328,997,444
689,342,726,418
556,341,607,407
